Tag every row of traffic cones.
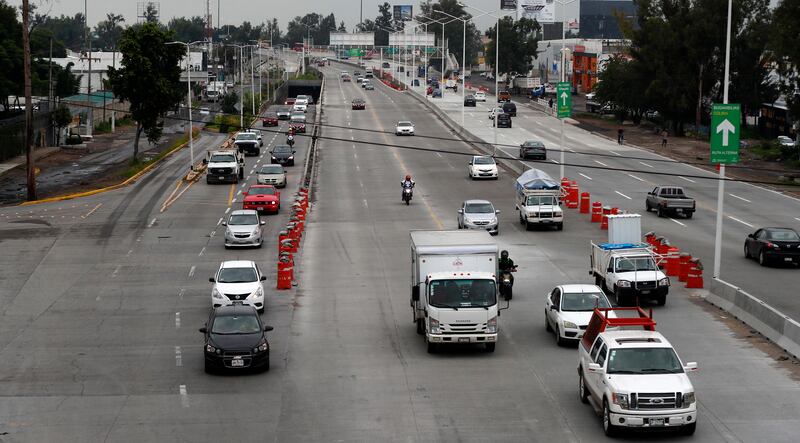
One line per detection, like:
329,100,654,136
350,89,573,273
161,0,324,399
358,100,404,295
276,187,310,290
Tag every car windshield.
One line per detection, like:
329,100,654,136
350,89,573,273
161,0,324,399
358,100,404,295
465,202,494,213
607,348,684,374
473,157,495,165
210,154,236,163
228,214,259,225
264,113,277,118
524,141,544,148
259,166,283,174
561,292,611,311
766,229,800,241
249,186,275,195
615,257,657,272
211,315,261,335
526,195,558,206
237,133,257,141
274,146,292,153
398,122,412,127
217,267,257,283
429,279,497,308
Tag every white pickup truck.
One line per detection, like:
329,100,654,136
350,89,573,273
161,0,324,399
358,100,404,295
590,242,669,306
578,307,698,436
205,149,245,184
515,168,563,230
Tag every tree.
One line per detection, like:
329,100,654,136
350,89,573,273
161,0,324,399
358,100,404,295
374,2,393,46
35,13,86,51
220,91,238,114
594,56,649,124
264,18,283,44
317,13,337,45
107,22,184,162
338,21,347,32
168,16,206,43
356,19,376,33
771,0,800,130
485,17,540,76
420,0,482,67
0,0,24,113
95,13,125,50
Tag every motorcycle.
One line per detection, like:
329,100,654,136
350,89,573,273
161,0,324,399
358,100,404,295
402,187,413,205
287,135,295,147
498,266,517,300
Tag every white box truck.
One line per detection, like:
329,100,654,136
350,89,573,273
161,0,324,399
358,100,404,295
410,230,506,353
515,168,564,230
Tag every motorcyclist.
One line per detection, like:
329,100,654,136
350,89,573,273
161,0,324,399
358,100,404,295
401,174,415,199
498,250,516,284
286,128,295,146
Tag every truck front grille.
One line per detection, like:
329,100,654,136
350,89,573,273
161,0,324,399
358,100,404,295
210,167,232,175
632,392,679,409
444,323,480,334
635,281,657,290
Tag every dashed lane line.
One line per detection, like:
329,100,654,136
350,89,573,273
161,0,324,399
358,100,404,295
627,173,645,182
727,216,754,228
729,193,751,203
615,190,632,200
578,173,593,180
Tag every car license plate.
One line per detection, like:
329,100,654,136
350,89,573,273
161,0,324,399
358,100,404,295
641,290,650,294
218,176,225,180
649,418,665,426
458,337,470,343
542,220,551,223
257,207,264,211
231,357,244,367
785,257,793,262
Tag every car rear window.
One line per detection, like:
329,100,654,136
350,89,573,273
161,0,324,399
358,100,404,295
767,229,800,241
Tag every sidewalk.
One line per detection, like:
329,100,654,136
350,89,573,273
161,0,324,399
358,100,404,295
0,146,61,178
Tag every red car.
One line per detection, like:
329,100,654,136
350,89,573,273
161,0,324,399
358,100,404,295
351,99,366,110
285,97,296,106
262,112,278,127
242,185,280,214
289,121,306,133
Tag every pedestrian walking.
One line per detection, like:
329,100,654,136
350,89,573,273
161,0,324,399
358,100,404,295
661,129,668,148
617,128,624,145
548,98,553,109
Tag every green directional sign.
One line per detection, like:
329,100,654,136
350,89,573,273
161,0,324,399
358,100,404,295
557,82,571,118
710,103,740,164
348,48,365,57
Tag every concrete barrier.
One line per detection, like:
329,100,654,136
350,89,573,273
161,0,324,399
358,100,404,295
703,278,800,359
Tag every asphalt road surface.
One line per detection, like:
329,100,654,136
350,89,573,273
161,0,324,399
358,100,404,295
0,62,799,441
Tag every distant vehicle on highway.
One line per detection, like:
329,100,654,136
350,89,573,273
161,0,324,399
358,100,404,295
744,227,800,266
242,184,281,214
474,91,486,102
464,95,477,107
284,97,296,106
257,164,287,187
645,186,695,218
234,132,260,156
432,88,442,98
382,62,390,68
297,94,313,105
262,112,278,127
545,284,612,346
222,210,265,249
498,90,511,102
520,140,547,160
777,135,797,148
292,102,307,113
199,107,210,115
395,121,415,136
271,145,296,165
351,98,366,110
457,199,500,235
495,112,512,128
342,74,352,82
502,102,517,117
210,260,267,311
200,305,273,373
290,111,306,123
488,107,504,120
467,155,498,180
289,120,306,133
364,82,374,90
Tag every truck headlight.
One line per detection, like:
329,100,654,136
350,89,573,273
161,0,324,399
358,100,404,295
612,392,629,409
487,316,497,333
429,318,440,334
212,288,223,299
563,321,578,329
617,280,631,288
658,277,670,287
682,391,695,407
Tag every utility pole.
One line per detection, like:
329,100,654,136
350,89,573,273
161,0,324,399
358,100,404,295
85,0,93,137
22,0,36,200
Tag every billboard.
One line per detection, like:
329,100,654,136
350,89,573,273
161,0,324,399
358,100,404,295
518,0,555,24
393,5,413,21
500,0,517,9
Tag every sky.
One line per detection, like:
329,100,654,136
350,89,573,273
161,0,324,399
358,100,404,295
12,0,580,33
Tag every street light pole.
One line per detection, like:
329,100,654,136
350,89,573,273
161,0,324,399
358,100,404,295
713,0,734,279
433,9,468,127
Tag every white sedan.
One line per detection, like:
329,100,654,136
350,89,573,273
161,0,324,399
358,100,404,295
488,107,504,120
474,91,486,102
210,259,267,313
468,155,498,180
395,121,415,136
545,284,614,346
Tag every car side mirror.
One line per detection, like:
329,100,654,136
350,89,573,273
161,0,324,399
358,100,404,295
260,221,266,226
221,221,227,226
550,305,559,311
242,192,248,196
209,277,215,282
684,362,699,372
411,285,420,302
457,209,463,214
202,159,208,165
264,325,274,332
292,150,296,154
199,327,207,333
747,233,754,239
607,266,613,273
495,209,501,214
260,276,267,281
588,363,604,373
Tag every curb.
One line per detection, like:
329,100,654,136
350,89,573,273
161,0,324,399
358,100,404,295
20,133,200,206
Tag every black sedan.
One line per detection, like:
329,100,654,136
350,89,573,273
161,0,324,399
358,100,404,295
271,145,296,166
464,95,477,107
520,140,547,159
744,227,800,266
200,305,274,374
495,113,512,128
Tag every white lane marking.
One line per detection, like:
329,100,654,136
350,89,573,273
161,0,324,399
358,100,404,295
81,203,102,219
249,169,255,174
175,312,181,329
550,159,559,164
639,161,653,168
198,247,206,257
627,173,645,182
148,217,157,227
795,217,800,222
609,150,623,156
678,176,696,183
178,288,185,300
567,148,576,153
729,193,751,203
436,152,443,158
232,198,237,203
363,199,369,208
179,385,189,407
175,346,182,366
237,190,242,196
594,160,608,167
217,217,223,226
669,218,687,227
126,249,133,257
224,207,230,214
615,191,632,200
188,266,196,278
209,230,216,238
579,173,593,180
111,265,121,278
728,216,754,227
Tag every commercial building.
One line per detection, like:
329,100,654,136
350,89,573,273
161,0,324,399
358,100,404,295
579,0,637,39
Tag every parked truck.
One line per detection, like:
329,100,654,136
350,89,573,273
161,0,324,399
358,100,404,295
515,168,564,230
410,230,506,353
645,186,696,218
578,307,698,436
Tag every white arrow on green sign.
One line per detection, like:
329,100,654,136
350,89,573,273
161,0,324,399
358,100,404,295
556,82,571,118
710,103,740,164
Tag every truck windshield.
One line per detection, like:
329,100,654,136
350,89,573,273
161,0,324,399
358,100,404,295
237,133,257,141
210,154,236,163
615,257,657,272
428,279,496,308
607,348,684,374
526,195,557,206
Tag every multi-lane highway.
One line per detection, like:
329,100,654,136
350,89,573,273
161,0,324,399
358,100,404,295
0,60,799,441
